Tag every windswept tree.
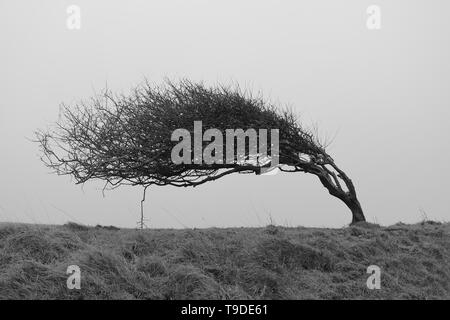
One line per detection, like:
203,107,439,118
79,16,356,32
36,80,365,224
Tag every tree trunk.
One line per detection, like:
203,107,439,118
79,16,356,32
293,158,366,225
314,165,366,225
345,196,365,224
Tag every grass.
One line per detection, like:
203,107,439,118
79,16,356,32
0,220,448,299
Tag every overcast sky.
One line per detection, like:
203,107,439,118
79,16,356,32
1,0,449,228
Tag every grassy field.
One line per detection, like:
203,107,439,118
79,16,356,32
0,220,448,299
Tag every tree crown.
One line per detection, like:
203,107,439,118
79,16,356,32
37,80,327,188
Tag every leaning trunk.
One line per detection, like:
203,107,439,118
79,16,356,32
313,162,366,225
344,196,365,224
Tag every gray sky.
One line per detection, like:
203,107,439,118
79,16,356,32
1,0,449,228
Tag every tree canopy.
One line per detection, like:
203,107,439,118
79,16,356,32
36,80,365,224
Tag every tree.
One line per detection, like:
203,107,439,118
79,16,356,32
36,80,365,224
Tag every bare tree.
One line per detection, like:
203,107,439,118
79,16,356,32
36,80,365,224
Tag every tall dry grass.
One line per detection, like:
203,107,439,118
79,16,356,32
0,221,448,299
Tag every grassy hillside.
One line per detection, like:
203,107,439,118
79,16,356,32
0,221,448,299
